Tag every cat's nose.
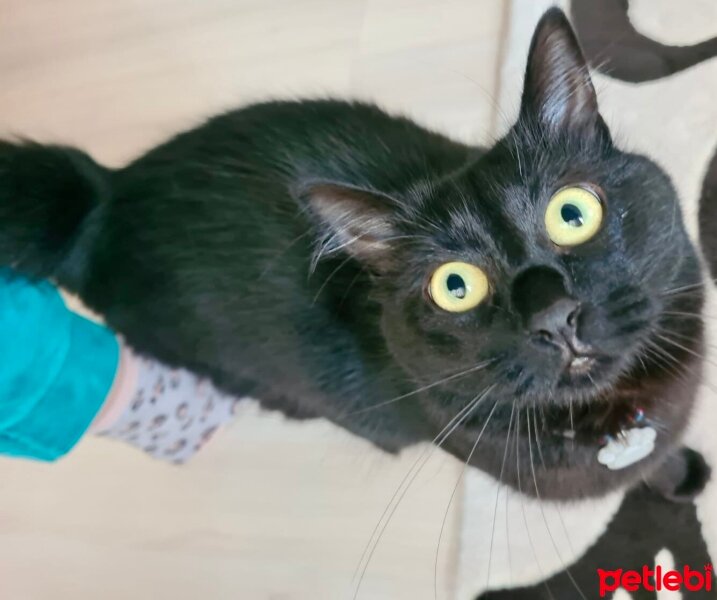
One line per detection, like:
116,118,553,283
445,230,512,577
528,297,580,346
511,265,587,353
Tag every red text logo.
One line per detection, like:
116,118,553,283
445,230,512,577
597,564,713,597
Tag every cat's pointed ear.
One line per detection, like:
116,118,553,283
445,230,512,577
301,182,400,271
520,8,606,137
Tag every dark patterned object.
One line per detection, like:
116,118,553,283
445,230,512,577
570,0,717,282
477,478,715,599
571,0,717,82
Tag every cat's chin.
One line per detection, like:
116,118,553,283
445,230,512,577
506,340,644,405
548,353,622,403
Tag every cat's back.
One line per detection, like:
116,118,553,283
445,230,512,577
99,99,473,280
123,99,472,184
82,99,473,387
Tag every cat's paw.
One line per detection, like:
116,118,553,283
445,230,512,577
647,446,711,503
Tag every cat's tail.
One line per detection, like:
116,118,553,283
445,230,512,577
0,140,110,286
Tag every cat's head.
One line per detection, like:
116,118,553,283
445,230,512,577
304,8,703,410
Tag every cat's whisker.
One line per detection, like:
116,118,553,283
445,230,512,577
311,254,355,304
635,350,649,373
670,357,717,404
695,374,717,398
504,484,513,586
433,394,500,600
641,339,682,371
405,57,513,141
351,385,493,599
644,337,681,364
662,309,717,321
538,401,548,431
641,340,705,399
655,332,717,370
527,407,587,600
640,342,685,381
510,137,525,182
258,228,313,279
531,405,579,563
636,198,686,282
657,324,717,350
660,280,708,298
449,178,472,218
312,222,421,269
487,399,516,590
651,332,717,397
342,358,496,418
669,189,678,241
585,371,598,392
515,410,556,600
337,266,368,309
531,402,547,471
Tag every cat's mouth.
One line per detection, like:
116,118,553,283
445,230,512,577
555,350,617,393
537,327,609,389
562,339,602,376
567,354,596,375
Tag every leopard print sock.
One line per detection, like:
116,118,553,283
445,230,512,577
96,353,237,464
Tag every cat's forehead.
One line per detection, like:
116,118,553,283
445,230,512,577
408,135,668,271
415,178,537,267
430,168,545,227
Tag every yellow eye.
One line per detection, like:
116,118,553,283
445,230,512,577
544,186,603,246
428,262,489,313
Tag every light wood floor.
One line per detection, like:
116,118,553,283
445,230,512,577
0,1,508,598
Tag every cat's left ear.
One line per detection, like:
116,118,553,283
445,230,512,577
300,182,401,271
520,7,609,139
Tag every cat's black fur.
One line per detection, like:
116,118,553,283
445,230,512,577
0,9,707,500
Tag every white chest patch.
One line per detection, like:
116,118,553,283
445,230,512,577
597,426,657,470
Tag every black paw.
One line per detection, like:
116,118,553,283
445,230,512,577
647,447,711,503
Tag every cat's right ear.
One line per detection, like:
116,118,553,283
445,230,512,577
299,182,401,272
519,7,608,139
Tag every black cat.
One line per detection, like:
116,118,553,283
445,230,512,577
0,8,708,501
